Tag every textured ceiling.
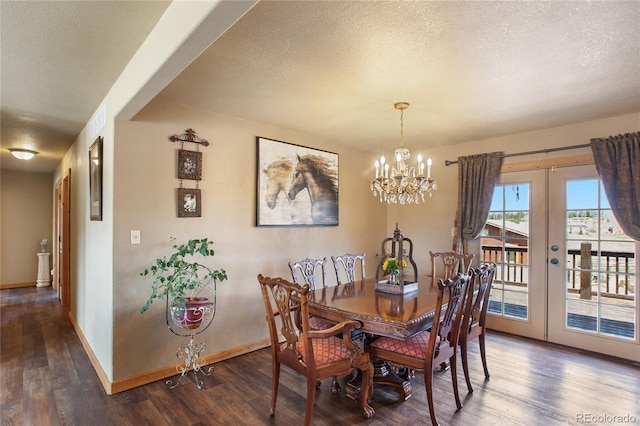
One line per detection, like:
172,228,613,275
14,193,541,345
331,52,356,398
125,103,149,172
0,0,171,172
2,1,639,173
158,1,640,155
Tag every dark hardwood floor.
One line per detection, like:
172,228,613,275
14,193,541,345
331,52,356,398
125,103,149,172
2,287,639,425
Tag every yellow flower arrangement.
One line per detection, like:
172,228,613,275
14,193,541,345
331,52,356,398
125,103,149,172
383,257,407,271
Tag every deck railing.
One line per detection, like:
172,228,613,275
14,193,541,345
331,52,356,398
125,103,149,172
566,248,635,299
481,245,528,284
481,245,635,300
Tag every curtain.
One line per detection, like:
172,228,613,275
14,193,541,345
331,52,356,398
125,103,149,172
590,132,640,241
455,152,503,254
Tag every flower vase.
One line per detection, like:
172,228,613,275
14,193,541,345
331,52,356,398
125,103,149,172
389,270,399,285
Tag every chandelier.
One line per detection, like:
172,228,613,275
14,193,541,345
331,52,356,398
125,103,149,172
370,102,437,204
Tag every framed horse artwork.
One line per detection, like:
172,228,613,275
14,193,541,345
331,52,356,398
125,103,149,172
256,136,338,226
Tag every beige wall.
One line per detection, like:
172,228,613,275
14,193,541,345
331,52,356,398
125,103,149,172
111,98,387,380
1,170,53,286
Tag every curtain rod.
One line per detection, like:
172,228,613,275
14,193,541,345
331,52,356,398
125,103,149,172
444,143,591,166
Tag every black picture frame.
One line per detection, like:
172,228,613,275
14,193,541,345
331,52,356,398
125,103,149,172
177,188,201,218
177,149,202,181
89,136,103,221
256,136,338,226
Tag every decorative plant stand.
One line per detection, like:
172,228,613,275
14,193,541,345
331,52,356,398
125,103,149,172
166,334,213,390
164,280,217,390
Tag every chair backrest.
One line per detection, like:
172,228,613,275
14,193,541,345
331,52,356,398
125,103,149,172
461,263,494,339
430,251,475,280
429,273,472,361
289,258,328,290
331,253,366,285
257,274,314,367
476,263,496,327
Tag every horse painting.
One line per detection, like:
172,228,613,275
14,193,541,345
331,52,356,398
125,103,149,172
288,154,338,225
263,158,293,209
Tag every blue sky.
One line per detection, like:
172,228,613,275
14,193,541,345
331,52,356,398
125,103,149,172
490,179,610,211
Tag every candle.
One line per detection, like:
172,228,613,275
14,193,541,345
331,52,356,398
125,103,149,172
384,163,389,178
374,160,379,178
427,158,432,178
420,161,424,175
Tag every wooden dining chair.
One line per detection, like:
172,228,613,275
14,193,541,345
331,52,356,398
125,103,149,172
331,253,368,351
369,273,472,426
288,257,328,290
289,257,341,393
331,253,366,284
289,258,333,331
257,274,375,426
429,251,475,282
459,263,496,393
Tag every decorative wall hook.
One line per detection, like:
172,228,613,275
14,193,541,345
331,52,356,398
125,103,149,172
168,128,210,147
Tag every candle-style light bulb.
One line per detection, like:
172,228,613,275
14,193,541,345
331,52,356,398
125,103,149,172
427,158,432,178
384,163,389,178
374,160,380,178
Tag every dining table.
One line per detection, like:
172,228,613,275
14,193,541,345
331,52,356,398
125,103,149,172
306,275,445,401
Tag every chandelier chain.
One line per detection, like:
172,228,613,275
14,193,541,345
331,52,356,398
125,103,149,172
399,108,404,148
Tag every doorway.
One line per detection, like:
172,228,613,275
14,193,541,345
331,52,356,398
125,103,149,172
482,164,638,361
54,172,70,310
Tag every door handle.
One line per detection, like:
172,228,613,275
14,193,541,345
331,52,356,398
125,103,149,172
550,258,559,265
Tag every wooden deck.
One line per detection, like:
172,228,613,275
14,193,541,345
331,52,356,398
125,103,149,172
489,282,636,339
2,286,639,425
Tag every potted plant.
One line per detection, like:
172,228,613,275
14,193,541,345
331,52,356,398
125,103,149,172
382,257,407,284
140,238,227,329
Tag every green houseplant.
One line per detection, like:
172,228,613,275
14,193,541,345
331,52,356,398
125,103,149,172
140,238,227,319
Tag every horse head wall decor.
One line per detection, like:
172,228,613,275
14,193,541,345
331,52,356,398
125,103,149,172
288,154,338,225
256,137,339,226
263,158,293,209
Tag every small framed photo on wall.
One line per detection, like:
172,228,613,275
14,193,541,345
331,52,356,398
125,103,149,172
177,149,202,180
177,188,201,218
89,136,103,221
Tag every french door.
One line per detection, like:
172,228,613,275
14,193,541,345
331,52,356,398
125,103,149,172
481,169,547,340
482,165,639,361
547,165,638,361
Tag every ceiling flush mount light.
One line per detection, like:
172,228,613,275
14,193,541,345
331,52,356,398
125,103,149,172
9,148,38,160
370,102,437,204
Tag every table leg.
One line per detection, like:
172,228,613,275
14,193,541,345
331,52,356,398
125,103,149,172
345,361,412,401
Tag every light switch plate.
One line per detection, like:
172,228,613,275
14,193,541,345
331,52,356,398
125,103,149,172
130,230,141,245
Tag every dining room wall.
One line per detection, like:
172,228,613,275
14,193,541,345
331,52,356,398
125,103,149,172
111,98,388,381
